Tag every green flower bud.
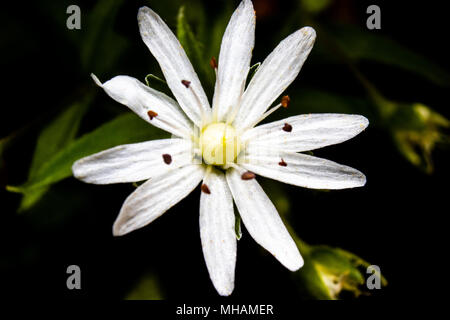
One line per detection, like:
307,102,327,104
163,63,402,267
292,237,387,299
384,102,449,173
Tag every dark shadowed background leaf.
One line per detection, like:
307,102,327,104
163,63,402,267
177,6,215,90
329,24,450,87
125,271,165,300
81,0,128,74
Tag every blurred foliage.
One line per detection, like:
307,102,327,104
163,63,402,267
125,272,165,300
381,101,449,173
80,0,128,74
307,16,450,173
328,24,450,87
301,0,332,15
391,103,449,173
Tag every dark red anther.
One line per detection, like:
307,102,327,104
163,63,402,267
162,154,172,165
241,171,256,180
201,183,211,194
210,57,218,69
147,110,158,120
181,80,191,88
282,123,292,132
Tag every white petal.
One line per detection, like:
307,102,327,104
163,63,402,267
242,114,369,152
226,167,303,271
200,168,236,296
93,74,193,138
233,27,316,131
72,139,194,184
138,7,211,127
240,149,366,189
212,0,255,123
113,165,205,236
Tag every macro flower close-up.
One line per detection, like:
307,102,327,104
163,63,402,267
72,0,368,296
3,0,449,308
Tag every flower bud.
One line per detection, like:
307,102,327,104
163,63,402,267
386,102,449,173
291,236,387,299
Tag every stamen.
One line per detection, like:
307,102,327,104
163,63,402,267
147,110,158,120
201,183,211,194
225,102,241,126
241,171,255,180
278,158,287,167
147,111,192,138
162,154,172,165
210,57,218,69
253,95,291,127
282,123,292,132
181,80,191,88
181,79,209,125
211,57,220,122
281,95,290,108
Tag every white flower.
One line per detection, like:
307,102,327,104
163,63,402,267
72,0,368,296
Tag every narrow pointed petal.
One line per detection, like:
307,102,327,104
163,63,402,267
200,168,236,296
226,167,303,271
93,74,193,138
212,0,255,122
113,165,205,236
242,114,369,152
138,7,211,127
240,149,366,189
233,27,316,131
72,139,194,184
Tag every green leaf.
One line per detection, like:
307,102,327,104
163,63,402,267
10,112,168,196
177,6,214,89
17,187,51,212
29,97,92,181
329,24,450,87
15,95,93,211
81,0,127,74
387,102,450,173
125,272,165,300
296,251,335,299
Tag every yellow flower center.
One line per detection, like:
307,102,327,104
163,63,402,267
200,122,241,166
